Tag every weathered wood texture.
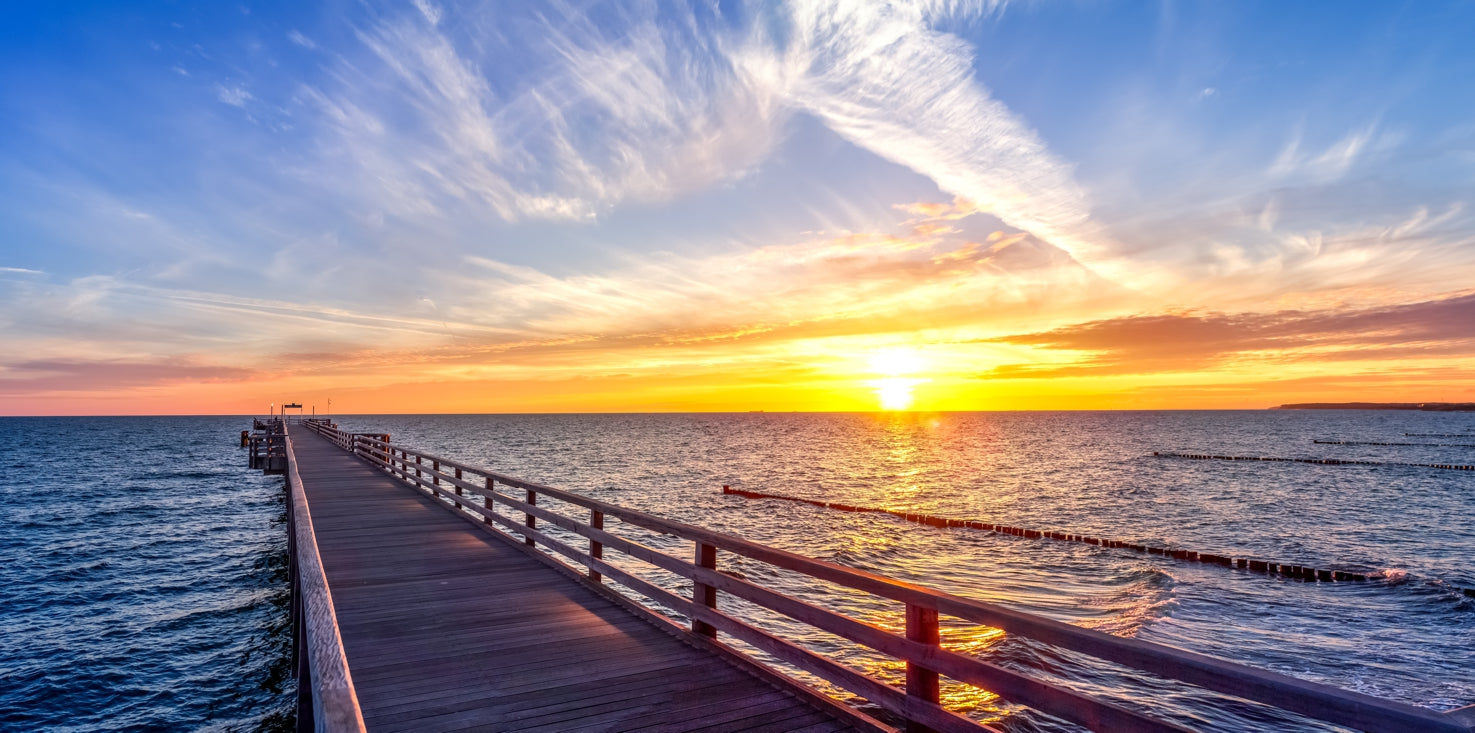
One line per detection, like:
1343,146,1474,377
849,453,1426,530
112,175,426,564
289,427,868,733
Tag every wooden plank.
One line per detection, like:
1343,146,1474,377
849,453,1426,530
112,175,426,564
370,664,758,729
605,690,809,732
692,707,834,733
354,646,719,706
359,657,751,718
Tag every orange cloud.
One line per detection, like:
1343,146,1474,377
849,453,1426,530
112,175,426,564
894,196,982,221
984,290,1475,378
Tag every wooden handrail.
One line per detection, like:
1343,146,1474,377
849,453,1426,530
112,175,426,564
300,421,1473,733
283,424,366,733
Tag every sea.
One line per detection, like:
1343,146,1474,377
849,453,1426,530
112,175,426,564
2,411,1472,731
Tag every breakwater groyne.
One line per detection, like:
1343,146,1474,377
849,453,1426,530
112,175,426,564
726,488,1365,583
722,487,1475,600
1154,451,1475,471
1315,440,1475,448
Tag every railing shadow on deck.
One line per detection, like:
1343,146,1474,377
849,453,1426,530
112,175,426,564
299,419,1474,733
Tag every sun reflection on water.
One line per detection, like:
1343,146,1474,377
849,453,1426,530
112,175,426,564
856,608,1012,720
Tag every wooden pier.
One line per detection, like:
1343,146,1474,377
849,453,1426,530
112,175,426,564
257,417,1475,733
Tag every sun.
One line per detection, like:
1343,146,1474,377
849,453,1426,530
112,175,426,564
869,348,924,377
866,347,929,410
873,377,924,410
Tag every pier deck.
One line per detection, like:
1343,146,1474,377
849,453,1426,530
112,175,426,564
289,428,865,732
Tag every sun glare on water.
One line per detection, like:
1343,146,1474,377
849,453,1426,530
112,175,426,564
867,348,929,411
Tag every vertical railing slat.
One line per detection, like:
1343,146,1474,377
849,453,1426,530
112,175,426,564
905,604,941,733
484,477,495,526
693,542,718,638
590,510,604,583
524,490,537,546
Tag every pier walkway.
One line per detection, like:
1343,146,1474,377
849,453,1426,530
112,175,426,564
288,427,867,732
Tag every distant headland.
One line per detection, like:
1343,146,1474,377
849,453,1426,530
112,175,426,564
1273,402,1475,412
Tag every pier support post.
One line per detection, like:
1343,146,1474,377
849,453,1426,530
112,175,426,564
693,542,718,638
905,603,941,733
589,510,604,584
524,490,537,546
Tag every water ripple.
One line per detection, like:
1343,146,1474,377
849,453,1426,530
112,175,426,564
0,416,293,732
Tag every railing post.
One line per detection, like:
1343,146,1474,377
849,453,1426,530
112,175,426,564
484,477,494,525
453,467,463,510
415,455,422,482
693,542,717,638
589,510,604,583
905,603,941,733
432,460,440,489
524,489,537,546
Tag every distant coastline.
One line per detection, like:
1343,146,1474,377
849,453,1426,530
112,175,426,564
1273,402,1475,412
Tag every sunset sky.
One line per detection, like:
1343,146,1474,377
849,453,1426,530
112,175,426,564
2,1,1474,415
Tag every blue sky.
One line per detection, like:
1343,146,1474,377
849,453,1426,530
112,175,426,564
2,1,1473,413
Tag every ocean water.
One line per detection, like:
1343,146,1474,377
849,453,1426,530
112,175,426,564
0,416,293,732
2,411,1472,731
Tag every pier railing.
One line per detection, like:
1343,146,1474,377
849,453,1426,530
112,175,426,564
300,420,1473,733
246,418,287,474
283,423,366,733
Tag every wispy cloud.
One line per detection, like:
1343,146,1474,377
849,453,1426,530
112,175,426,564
0,266,43,275
443,219,1108,347
215,84,253,108
1269,123,1386,181
296,0,1094,258
782,1,1098,258
0,202,1104,399
302,1,789,222
287,29,316,50
0,358,259,394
